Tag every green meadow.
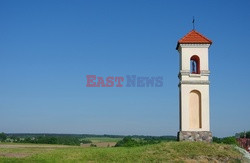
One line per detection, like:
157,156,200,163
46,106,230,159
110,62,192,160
0,141,243,162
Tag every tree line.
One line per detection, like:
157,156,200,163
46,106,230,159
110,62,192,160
1,131,249,146
0,132,92,145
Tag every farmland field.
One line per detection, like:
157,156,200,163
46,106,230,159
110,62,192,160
80,136,121,147
0,142,244,162
81,137,122,143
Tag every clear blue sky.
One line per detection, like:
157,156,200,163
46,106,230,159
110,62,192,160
0,0,249,137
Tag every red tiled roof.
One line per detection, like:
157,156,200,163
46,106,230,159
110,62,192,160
176,30,212,49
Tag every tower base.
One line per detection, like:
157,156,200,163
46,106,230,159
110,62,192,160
178,131,212,143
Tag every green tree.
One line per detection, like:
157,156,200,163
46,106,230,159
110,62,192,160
213,137,221,143
0,132,7,141
115,137,139,147
241,131,250,138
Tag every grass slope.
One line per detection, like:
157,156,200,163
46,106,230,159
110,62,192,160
0,142,243,162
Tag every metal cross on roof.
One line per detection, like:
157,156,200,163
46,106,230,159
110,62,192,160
192,16,195,30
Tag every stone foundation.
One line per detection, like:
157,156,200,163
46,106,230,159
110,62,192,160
178,131,212,143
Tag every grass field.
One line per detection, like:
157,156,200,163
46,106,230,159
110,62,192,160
0,142,244,162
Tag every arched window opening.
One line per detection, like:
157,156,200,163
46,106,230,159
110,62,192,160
190,55,200,74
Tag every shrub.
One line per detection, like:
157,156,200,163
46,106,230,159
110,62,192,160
221,136,237,145
90,143,97,147
115,137,161,147
115,137,139,147
213,136,237,145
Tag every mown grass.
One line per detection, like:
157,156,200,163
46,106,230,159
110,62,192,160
0,142,243,162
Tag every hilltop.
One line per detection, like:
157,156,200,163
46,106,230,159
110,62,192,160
0,141,244,162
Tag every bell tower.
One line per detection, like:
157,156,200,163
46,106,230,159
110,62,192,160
176,30,212,142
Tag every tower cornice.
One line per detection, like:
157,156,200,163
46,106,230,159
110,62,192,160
177,44,211,52
178,80,210,87
178,70,210,78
